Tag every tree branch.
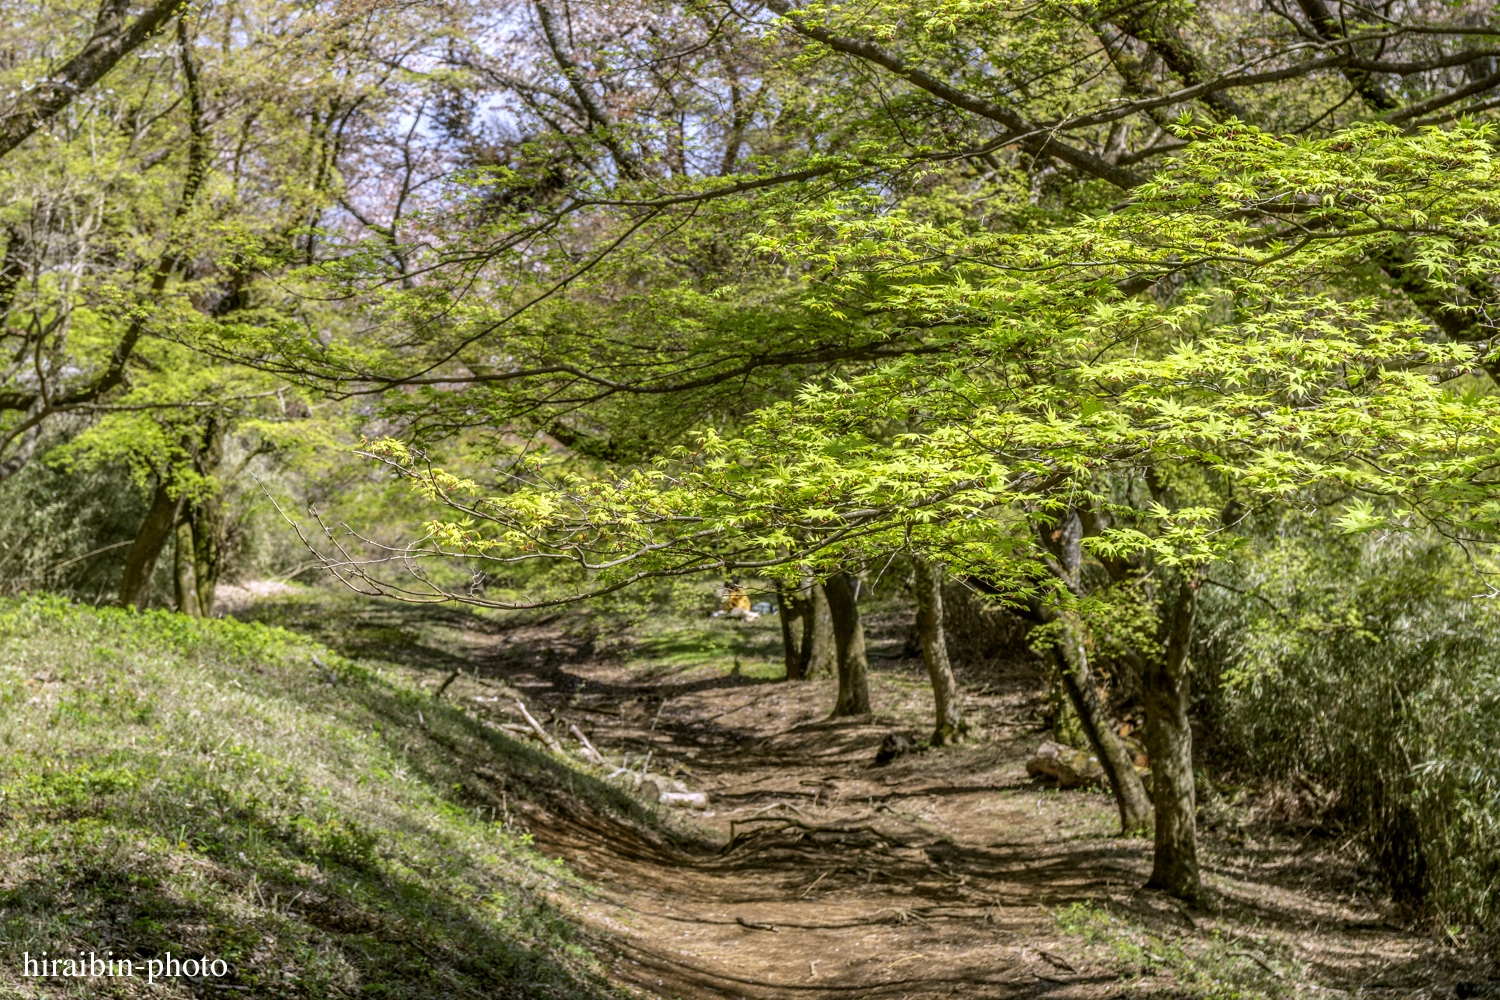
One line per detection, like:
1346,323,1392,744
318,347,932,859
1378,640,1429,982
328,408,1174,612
534,0,644,180
0,0,183,159
763,0,1142,190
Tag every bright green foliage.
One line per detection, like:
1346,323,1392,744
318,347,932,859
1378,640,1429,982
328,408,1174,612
0,0,459,579
320,123,1500,926
335,123,1500,614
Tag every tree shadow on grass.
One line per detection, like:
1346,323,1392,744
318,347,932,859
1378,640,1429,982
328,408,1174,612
0,630,699,1000
0,792,615,1000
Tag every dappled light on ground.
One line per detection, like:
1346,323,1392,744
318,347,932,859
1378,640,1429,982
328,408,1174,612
243,592,1495,1000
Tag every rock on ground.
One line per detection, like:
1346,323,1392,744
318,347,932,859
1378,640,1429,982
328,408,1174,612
1026,740,1104,788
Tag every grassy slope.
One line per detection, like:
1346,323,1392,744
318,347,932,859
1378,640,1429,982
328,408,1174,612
0,595,640,999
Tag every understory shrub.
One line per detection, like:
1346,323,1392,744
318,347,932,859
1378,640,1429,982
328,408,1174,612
1199,525,1500,933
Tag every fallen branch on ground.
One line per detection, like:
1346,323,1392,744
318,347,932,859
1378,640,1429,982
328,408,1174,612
569,723,605,764
515,700,564,754
433,668,461,700
723,815,896,853
747,800,812,820
735,917,778,932
1227,950,1283,978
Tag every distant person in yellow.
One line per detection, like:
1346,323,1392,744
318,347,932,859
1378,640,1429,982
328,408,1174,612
713,580,759,620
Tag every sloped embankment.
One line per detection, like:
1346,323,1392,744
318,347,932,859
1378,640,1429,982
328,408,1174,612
0,595,650,999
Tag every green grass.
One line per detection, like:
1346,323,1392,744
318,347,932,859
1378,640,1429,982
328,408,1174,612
0,594,637,999
233,584,788,679
1053,901,1297,999
620,616,784,673
224,587,479,673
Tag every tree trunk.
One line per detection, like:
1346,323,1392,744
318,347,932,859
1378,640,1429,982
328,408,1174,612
188,501,222,617
188,416,225,617
1047,656,1089,748
173,520,200,617
776,580,806,680
1143,577,1203,902
804,580,835,678
823,571,871,717
118,480,183,610
1032,508,1153,833
913,556,963,744
1055,613,1154,833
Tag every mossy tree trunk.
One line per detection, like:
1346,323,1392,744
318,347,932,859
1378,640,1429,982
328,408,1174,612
776,580,807,680
1047,661,1088,748
186,416,225,618
1055,613,1153,833
912,556,963,744
173,520,200,617
1034,507,1153,834
119,480,183,609
804,580,835,678
188,509,222,618
1143,577,1203,902
823,571,871,717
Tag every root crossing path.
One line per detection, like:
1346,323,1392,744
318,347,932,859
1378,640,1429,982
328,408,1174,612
447,621,1480,1000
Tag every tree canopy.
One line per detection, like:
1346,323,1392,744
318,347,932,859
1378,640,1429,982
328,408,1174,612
1,0,1499,922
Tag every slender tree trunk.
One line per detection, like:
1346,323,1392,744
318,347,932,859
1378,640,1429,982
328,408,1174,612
188,416,225,617
804,580,835,678
913,556,963,744
1055,613,1154,833
1032,507,1152,833
1143,577,1203,902
1047,656,1088,748
119,480,183,609
776,581,806,680
823,571,871,717
188,501,222,617
173,520,200,617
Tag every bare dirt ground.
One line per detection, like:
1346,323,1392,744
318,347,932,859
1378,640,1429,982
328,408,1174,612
424,614,1493,1000
243,593,1496,1000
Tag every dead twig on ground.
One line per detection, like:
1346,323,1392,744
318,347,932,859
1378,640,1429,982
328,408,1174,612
433,668,461,700
747,800,811,820
515,700,563,754
800,870,830,898
703,690,780,722
498,723,538,739
881,952,931,969
886,907,928,925
569,723,604,764
1227,950,1283,978
1035,948,1077,973
735,916,777,932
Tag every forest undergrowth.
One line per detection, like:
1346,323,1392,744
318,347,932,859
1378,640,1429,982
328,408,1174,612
224,584,1497,1000
0,593,646,999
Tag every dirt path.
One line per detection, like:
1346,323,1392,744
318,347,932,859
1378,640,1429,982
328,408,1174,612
423,616,1490,1000
244,594,1490,999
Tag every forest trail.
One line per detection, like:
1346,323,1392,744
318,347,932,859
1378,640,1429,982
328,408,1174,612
423,613,1481,1000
